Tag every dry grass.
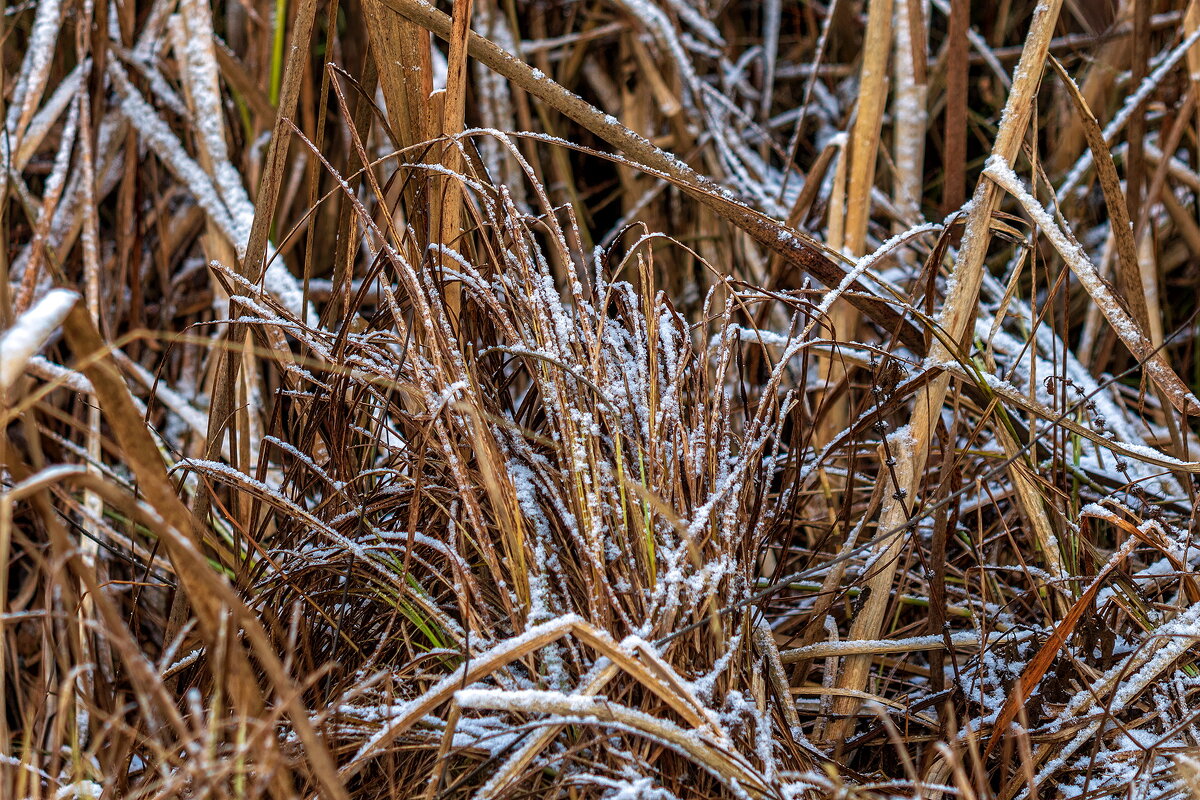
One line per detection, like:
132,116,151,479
4,0,1200,798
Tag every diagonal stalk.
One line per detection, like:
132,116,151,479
826,0,1067,744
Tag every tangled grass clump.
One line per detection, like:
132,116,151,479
6,0,1200,798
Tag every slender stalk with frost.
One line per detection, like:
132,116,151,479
832,0,1067,744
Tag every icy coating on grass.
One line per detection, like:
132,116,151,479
0,289,78,392
11,2,1200,796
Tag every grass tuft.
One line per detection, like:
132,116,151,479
4,1,1200,798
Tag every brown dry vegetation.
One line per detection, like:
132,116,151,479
5,0,1200,798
